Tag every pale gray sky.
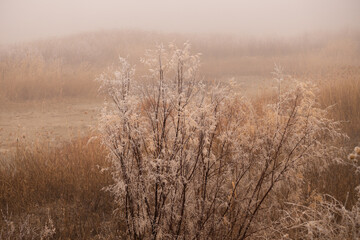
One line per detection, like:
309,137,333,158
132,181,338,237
1,0,360,44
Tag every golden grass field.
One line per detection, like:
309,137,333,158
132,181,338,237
1,30,360,239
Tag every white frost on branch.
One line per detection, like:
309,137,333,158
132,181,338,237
98,43,348,240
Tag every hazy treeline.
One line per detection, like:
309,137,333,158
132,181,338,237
0,30,359,101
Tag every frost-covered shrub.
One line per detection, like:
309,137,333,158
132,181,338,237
272,193,360,240
0,210,56,240
258,145,360,240
348,145,360,173
98,43,344,239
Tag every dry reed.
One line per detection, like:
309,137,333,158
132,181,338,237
0,135,123,239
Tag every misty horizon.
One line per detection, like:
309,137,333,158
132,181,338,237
1,0,360,44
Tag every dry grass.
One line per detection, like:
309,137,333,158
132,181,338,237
308,67,360,209
0,53,100,101
1,30,359,101
0,85,359,237
303,161,360,210
1,30,360,238
251,67,360,210
0,135,125,239
317,66,360,143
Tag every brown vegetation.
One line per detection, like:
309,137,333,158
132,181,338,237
317,66,360,142
0,136,121,239
1,30,359,101
0,31,360,238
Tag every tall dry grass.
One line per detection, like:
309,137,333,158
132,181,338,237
308,66,360,208
1,30,360,238
317,66,360,143
0,52,100,101
1,30,359,101
0,136,123,239
251,66,360,209
0,83,359,238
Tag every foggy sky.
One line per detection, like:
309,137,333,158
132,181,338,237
1,0,360,44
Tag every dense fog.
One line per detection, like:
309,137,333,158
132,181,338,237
1,0,360,44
